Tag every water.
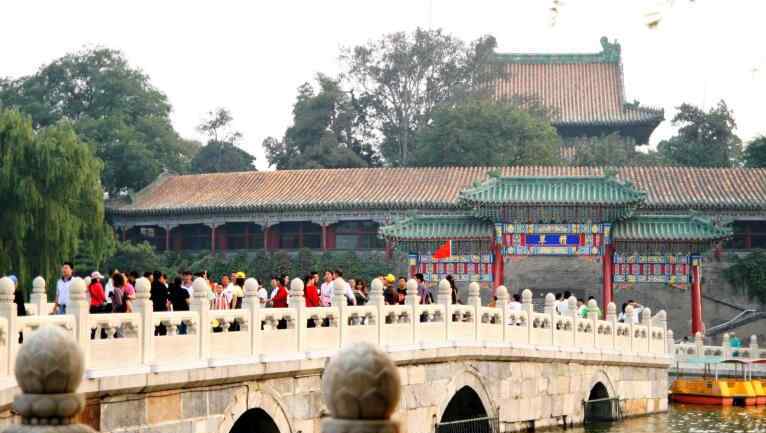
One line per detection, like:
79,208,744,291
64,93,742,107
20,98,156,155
577,404,766,433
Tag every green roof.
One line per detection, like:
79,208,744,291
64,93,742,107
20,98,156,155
612,215,732,242
493,36,621,65
379,216,493,241
458,175,646,208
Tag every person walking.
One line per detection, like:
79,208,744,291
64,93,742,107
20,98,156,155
88,272,107,314
415,273,432,304
53,262,74,314
305,274,321,308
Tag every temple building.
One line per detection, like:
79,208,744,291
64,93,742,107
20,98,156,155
493,37,665,158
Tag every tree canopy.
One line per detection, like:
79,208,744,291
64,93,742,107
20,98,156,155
744,136,766,168
0,109,112,286
0,48,198,193
342,28,499,166
573,134,666,167
657,100,742,167
264,75,378,169
411,99,560,167
191,108,256,173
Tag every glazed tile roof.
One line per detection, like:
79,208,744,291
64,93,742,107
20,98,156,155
493,37,663,127
458,175,645,207
379,216,493,241
107,166,766,217
612,215,732,242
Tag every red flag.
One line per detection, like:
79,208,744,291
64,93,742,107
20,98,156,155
432,240,452,260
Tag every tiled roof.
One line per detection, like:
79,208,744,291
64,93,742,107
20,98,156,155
107,166,766,217
379,216,493,241
612,215,733,242
458,175,645,207
493,37,663,127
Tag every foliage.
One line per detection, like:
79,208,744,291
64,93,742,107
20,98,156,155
191,108,256,173
743,136,766,168
723,250,766,304
263,75,379,169
103,241,164,275
573,133,666,167
411,98,560,167
0,48,197,193
342,28,500,166
0,109,112,286
657,100,742,167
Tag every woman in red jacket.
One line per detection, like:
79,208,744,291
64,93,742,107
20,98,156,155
271,275,289,308
304,274,320,308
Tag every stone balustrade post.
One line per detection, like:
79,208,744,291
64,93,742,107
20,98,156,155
243,278,261,358
68,277,90,366
0,277,16,375
405,279,418,344
624,305,635,352
522,289,533,344
467,282,481,341
496,286,509,341
606,302,617,349
369,278,385,345
333,277,348,347
641,307,652,352
722,333,731,359
290,278,307,352
190,277,211,361
321,342,401,433
8,325,97,433
667,330,675,355
437,279,451,306
694,331,704,357
750,334,759,353
654,310,668,353
545,293,556,345
567,296,578,343
30,276,48,317
587,299,599,347
133,277,153,365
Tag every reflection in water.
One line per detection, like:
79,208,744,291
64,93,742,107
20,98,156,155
572,404,766,433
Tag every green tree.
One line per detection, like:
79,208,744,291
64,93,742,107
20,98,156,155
0,48,197,193
573,134,666,167
724,249,766,304
263,75,378,169
411,99,560,167
191,108,256,173
657,101,742,167
103,241,164,275
0,109,111,286
343,28,499,166
744,136,766,168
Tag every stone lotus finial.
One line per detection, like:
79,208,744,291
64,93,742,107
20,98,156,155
368,278,384,305
468,282,480,299
624,305,634,322
522,289,532,304
567,296,577,311
289,278,305,309
135,277,151,300
321,342,400,433
333,278,347,297
606,302,617,321
10,325,95,432
32,276,46,295
544,293,555,314
192,277,209,299
641,307,652,324
654,310,667,324
438,279,451,296
69,277,86,303
751,335,759,348
244,278,260,297
405,279,417,295
0,277,13,303
587,299,598,310
495,286,509,303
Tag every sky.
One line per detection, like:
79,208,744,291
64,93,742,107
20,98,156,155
2,1,765,169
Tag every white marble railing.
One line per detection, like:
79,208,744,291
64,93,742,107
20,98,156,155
0,275,671,379
674,332,766,362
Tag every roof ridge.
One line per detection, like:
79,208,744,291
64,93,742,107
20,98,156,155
493,36,621,65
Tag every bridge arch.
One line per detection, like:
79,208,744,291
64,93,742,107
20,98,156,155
438,369,495,422
585,370,616,402
218,387,292,433
583,370,618,423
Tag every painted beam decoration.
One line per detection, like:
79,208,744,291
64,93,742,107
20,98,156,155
613,253,701,286
408,254,494,288
496,223,611,256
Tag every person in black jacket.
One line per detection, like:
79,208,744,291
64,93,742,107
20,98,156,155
150,271,169,335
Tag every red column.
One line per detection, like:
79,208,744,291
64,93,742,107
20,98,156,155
602,244,614,308
321,224,328,251
165,227,171,251
210,225,216,255
263,226,269,252
691,261,704,335
493,245,504,291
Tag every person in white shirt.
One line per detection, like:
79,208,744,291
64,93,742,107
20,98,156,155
221,275,234,304
319,271,334,306
556,291,571,315
332,270,357,306
54,262,74,314
256,281,269,306
181,271,194,297
508,294,522,312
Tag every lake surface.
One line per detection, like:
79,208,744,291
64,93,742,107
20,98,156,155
579,404,766,433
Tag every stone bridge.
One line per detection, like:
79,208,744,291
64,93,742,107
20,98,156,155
0,276,672,433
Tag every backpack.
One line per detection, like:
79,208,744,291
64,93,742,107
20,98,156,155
111,286,126,313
